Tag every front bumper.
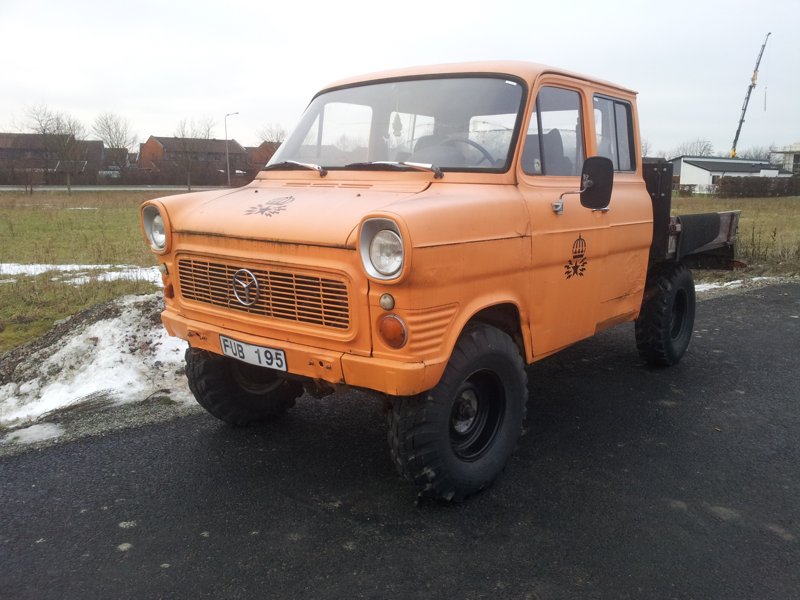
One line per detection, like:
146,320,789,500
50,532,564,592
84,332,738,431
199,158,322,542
162,307,444,396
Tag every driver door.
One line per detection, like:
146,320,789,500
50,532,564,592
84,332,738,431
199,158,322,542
519,83,610,357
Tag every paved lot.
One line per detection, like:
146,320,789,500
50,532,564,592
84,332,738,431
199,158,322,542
1,282,798,599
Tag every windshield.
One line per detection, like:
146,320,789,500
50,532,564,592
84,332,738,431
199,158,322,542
268,76,526,173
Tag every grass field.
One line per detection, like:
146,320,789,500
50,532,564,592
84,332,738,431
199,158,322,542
0,191,169,354
672,196,800,274
1,190,798,354
0,191,161,266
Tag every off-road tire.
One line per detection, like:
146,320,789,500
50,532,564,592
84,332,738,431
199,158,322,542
635,262,696,366
386,324,527,502
185,348,303,425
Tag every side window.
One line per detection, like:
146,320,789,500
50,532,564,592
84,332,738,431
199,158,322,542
593,96,635,171
522,86,584,176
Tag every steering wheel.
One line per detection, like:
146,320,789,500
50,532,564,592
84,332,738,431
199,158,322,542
444,137,496,165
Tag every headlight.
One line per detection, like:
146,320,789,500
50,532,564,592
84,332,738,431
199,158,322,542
370,230,403,276
359,218,405,280
142,204,167,251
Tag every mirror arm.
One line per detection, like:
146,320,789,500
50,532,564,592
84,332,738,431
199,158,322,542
558,184,590,201
552,178,594,215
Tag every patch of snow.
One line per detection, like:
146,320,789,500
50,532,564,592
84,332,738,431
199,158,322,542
0,263,114,275
0,294,191,427
65,207,99,211
696,280,744,293
64,267,162,287
0,263,162,287
1,423,65,445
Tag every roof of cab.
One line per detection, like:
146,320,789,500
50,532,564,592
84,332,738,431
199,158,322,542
322,61,636,96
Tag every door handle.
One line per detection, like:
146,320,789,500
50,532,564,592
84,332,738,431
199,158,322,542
551,201,564,215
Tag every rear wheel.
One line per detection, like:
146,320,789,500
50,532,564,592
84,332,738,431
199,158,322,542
185,348,303,425
387,324,527,501
635,262,696,366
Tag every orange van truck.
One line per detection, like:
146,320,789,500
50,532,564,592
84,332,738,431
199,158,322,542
140,62,739,501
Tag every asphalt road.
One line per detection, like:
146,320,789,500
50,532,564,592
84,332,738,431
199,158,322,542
1,282,798,600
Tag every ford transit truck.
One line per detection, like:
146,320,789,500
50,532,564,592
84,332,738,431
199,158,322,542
140,62,739,501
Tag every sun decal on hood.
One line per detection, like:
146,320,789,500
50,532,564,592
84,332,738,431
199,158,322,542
244,195,295,217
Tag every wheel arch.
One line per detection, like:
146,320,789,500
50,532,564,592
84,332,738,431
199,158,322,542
468,303,528,358
423,297,530,371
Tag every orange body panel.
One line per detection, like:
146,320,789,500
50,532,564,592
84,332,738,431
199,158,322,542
141,61,653,396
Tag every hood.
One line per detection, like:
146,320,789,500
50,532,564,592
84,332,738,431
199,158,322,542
165,181,430,248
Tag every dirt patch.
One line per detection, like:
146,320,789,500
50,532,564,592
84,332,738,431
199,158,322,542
0,298,127,385
0,292,199,455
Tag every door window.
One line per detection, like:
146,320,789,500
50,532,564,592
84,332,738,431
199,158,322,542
522,87,584,176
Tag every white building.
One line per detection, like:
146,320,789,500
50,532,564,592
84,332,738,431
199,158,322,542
670,156,792,193
771,142,800,174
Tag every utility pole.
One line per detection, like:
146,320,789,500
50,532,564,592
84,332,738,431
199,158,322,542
225,111,239,186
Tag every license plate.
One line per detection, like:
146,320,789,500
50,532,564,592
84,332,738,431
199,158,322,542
219,335,287,371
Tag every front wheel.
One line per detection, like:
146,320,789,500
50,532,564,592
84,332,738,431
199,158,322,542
635,262,696,366
387,324,527,501
185,348,303,425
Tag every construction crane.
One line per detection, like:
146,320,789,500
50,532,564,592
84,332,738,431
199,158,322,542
730,32,771,158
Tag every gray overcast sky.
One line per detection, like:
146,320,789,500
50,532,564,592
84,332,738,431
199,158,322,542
1,0,797,156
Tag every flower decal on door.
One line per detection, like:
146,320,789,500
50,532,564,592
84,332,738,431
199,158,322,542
564,234,588,279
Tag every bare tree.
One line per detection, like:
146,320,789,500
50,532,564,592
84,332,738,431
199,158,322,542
737,145,771,161
27,104,86,193
92,112,137,175
640,139,651,157
174,117,216,190
258,122,287,143
669,138,715,158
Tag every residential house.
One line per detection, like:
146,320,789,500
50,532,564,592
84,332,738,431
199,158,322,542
79,140,104,176
246,141,280,172
139,136,248,172
0,132,85,184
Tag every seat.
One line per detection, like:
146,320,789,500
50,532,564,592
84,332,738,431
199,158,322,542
521,134,541,174
408,135,465,166
412,135,442,153
542,129,574,176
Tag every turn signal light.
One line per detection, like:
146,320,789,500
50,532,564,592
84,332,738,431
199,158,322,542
378,314,407,349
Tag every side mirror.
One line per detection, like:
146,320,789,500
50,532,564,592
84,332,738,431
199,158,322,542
579,156,613,210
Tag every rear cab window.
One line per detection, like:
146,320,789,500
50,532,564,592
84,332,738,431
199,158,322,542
593,95,635,171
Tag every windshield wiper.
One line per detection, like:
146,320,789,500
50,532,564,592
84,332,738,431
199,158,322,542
344,161,443,179
262,161,328,177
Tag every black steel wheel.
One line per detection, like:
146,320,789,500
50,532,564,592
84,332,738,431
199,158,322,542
449,371,506,461
635,262,696,366
387,324,527,501
185,348,303,425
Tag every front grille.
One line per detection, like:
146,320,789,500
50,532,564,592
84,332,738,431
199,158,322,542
177,257,350,329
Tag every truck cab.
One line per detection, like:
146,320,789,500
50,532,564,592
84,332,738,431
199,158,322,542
141,62,737,501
